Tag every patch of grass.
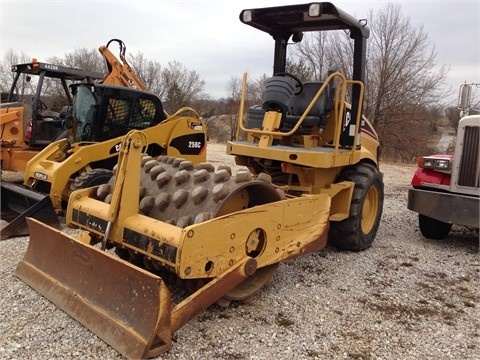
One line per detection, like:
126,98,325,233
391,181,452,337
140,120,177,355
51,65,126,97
218,351,245,360
367,302,438,318
426,271,448,279
416,281,433,290
276,313,294,327
348,351,371,360
197,312,215,322
442,313,456,326
306,349,320,357
277,317,294,327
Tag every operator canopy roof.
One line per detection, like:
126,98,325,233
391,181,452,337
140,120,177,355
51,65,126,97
239,2,370,40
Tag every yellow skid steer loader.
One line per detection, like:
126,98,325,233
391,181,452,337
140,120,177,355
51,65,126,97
15,3,383,358
1,39,206,239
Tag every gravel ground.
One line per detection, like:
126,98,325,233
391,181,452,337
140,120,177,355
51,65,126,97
0,143,479,360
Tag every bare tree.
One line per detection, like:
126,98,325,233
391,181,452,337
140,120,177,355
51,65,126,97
220,74,270,140
161,60,205,114
128,51,164,97
0,49,33,97
189,95,217,117
225,76,242,140
365,4,450,160
247,74,269,104
63,47,104,73
288,31,331,81
366,3,448,125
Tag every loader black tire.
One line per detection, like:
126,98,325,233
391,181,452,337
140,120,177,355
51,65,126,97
418,214,452,240
70,168,114,192
329,162,384,251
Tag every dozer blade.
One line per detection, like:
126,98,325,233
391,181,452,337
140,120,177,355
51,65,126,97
0,181,61,240
15,218,174,359
15,218,258,358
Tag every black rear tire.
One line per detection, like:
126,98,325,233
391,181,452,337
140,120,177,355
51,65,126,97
70,168,114,192
418,214,452,240
329,162,384,251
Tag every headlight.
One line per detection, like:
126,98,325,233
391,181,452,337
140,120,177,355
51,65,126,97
308,3,321,17
242,10,253,23
422,158,435,168
418,156,452,171
34,172,48,181
435,159,451,169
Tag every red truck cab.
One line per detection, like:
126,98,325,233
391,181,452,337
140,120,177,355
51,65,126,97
407,116,479,239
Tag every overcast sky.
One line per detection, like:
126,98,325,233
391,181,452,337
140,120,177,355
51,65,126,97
1,0,478,105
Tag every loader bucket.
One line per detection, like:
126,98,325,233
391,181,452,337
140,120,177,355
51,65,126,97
15,218,174,359
0,181,60,239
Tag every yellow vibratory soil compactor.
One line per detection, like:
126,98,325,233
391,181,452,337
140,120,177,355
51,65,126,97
15,3,383,358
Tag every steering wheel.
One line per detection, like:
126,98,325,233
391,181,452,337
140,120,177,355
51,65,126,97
274,72,303,95
33,99,48,114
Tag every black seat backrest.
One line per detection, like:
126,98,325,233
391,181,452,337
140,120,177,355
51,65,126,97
263,76,296,114
291,82,327,117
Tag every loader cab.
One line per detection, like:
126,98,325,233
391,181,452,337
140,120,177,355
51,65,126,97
6,61,103,147
68,83,166,144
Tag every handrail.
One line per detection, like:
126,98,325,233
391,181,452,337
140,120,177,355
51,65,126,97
235,71,365,165
236,73,248,140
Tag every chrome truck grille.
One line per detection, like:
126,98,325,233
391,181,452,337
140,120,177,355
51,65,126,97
458,126,480,188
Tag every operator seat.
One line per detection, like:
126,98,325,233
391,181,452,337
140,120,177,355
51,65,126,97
262,76,296,117
283,82,328,129
246,78,334,132
244,76,296,130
